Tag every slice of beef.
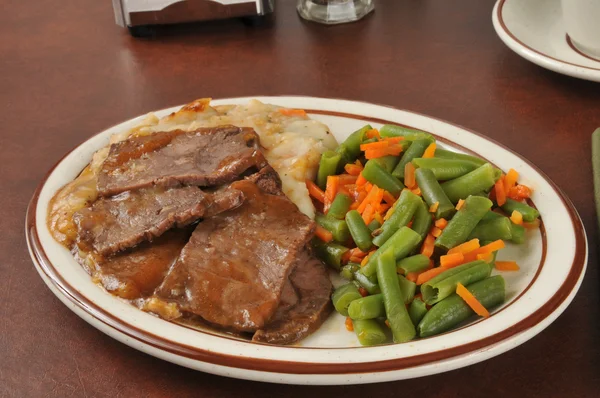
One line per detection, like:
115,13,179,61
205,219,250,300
97,125,266,197
252,251,333,345
154,180,316,332
245,165,284,196
74,186,243,256
90,229,191,300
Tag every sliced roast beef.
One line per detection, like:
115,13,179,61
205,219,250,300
154,180,316,332
253,251,332,345
90,229,191,300
74,186,243,256
97,125,266,197
245,165,284,196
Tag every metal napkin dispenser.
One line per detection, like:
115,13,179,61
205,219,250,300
113,0,274,32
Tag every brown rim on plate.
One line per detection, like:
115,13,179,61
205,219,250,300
26,105,587,375
565,34,600,64
496,0,600,72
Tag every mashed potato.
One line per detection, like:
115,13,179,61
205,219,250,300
48,98,337,247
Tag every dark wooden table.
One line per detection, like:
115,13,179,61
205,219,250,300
2,0,599,396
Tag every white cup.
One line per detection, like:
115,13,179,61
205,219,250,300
561,0,600,58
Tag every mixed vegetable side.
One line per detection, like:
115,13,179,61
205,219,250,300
306,124,541,345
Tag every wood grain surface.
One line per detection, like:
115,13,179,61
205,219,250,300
1,0,599,396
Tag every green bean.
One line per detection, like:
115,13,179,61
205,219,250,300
379,124,434,142
434,148,487,167
373,155,400,173
352,319,388,346
362,226,422,276
409,298,428,326
418,276,505,338
415,168,456,219
336,125,371,163
362,160,405,195
345,210,373,252
313,240,349,270
411,199,433,244
377,249,416,343
372,189,421,247
353,270,380,294
481,210,504,222
367,219,381,232
493,167,503,182
420,260,492,305
348,294,385,320
316,150,341,189
510,223,526,244
501,198,540,222
397,254,431,274
412,157,478,181
468,217,513,242
392,138,433,179
340,263,360,280
315,214,350,243
435,196,493,252
327,193,352,220
441,163,496,203
331,283,363,316
398,274,416,304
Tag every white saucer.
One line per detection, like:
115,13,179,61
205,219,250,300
493,0,600,82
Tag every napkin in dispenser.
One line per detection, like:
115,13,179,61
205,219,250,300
113,0,274,35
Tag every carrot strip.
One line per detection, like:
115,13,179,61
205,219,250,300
411,187,421,196
430,226,442,238
362,204,376,225
348,247,368,258
479,239,505,253
365,129,381,139
504,168,519,194
305,180,325,203
406,261,433,282
510,210,523,225
476,253,494,263
374,212,384,225
344,163,363,176
435,218,448,229
422,142,437,158
508,185,533,200
495,177,507,207
357,185,380,213
364,182,373,192
416,267,447,285
404,162,417,189
385,136,405,144
279,108,306,117
429,201,439,213
440,252,465,269
495,261,520,271
385,145,404,156
456,283,490,317
456,199,465,210
463,239,505,262
325,176,339,202
341,249,353,263
338,174,358,185
360,141,389,151
448,238,480,255
360,253,372,267
345,317,354,331
420,234,436,258
356,173,367,186
349,256,363,263
315,225,333,243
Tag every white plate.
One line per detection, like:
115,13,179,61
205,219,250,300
493,0,600,82
26,96,588,385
